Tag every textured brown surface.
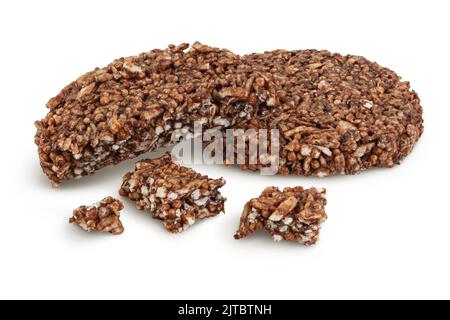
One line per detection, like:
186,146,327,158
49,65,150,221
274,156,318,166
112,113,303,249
226,50,423,176
69,196,124,235
35,43,423,186
235,186,327,246
119,153,226,233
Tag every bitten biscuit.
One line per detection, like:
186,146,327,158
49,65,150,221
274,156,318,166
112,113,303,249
35,43,423,186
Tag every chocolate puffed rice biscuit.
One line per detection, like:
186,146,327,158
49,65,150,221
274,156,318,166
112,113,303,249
119,153,226,233
234,186,327,245
69,196,124,235
35,43,423,186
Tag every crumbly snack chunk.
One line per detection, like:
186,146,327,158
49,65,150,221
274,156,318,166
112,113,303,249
36,43,423,186
119,153,226,233
234,186,327,245
69,196,124,235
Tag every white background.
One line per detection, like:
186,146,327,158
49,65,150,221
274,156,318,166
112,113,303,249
0,0,449,300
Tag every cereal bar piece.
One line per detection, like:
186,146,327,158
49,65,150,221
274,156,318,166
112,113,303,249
234,186,327,245
119,153,226,233
69,196,124,235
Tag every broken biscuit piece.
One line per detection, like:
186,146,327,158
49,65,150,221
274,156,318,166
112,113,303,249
234,186,327,245
119,153,226,233
69,196,125,235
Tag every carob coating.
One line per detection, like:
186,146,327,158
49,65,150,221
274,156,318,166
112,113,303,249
35,43,423,186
